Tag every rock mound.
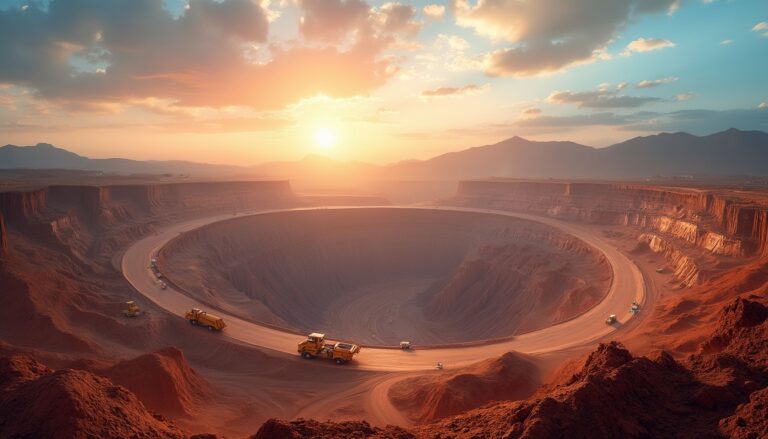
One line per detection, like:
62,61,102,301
700,298,768,365
0,354,184,438
421,342,726,438
252,418,414,439
719,387,768,439
105,347,210,417
389,352,539,422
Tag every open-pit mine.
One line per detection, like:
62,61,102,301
1,178,767,438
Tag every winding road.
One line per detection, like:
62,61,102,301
122,206,646,372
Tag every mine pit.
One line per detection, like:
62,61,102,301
159,208,611,346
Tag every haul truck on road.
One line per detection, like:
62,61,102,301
298,333,361,364
186,308,226,331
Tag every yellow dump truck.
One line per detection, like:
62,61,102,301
185,308,226,331
298,333,361,364
123,301,141,317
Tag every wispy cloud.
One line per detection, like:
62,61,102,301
420,84,489,98
422,4,445,20
636,77,679,89
622,38,676,55
752,22,768,37
548,88,662,108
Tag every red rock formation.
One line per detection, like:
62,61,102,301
104,347,211,418
719,387,768,438
0,354,185,438
455,180,768,257
388,352,539,423
253,418,414,439
255,297,768,438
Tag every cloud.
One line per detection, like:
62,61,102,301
720,39,734,46
420,84,489,98
0,0,408,111
675,93,695,101
636,76,679,89
432,34,484,71
298,0,370,42
453,0,678,77
548,87,662,108
375,2,422,37
753,22,768,37
759,102,768,110
622,37,676,55
520,107,543,119
423,4,446,20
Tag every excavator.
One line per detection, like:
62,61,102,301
298,333,361,364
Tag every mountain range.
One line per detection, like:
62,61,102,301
2,128,767,181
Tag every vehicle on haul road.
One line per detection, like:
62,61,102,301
185,308,226,331
298,333,361,364
605,314,617,324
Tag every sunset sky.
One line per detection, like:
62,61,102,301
0,0,766,165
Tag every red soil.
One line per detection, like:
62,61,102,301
104,347,211,418
388,352,540,423
253,418,413,439
257,296,768,438
0,354,185,438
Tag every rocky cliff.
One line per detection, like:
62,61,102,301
0,180,295,262
456,180,768,256
453,180,768,285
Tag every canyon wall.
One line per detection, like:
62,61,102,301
452,180,768,286
455,180,768,257
0,180,295,261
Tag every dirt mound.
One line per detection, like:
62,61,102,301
0,354,184,438
419,343,722,438
105,347,211,418
160,208,610,345
389,352,540,423
700,297,768,359
415,303,768,439
253,418,414,439
719,387,768,438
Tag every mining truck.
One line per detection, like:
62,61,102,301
185,308,226,331
605,314,617,324
298,333,361,364
123,301,142,317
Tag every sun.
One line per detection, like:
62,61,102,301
314,127,337,150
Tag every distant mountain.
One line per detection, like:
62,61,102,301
382,128,768,180
384,137,597,180
2,128,768,181
0,143,244,176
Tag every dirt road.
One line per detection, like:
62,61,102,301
122,206,646,371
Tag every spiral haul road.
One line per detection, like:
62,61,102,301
122,206,646,371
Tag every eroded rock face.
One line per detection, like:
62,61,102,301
253,418,415,439
0,354,185,439
389,352,540,423
454,180,768,257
